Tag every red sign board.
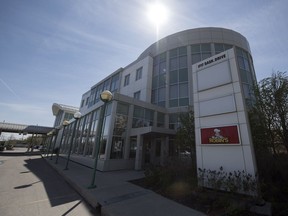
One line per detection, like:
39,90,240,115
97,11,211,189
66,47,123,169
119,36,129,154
201,125,240,144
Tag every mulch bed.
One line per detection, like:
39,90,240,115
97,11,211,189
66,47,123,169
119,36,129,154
130,178,266,216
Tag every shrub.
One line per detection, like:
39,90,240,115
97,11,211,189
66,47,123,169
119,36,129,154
198,167,258,196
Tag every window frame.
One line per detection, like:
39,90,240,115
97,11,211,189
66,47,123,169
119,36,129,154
124,74,130,86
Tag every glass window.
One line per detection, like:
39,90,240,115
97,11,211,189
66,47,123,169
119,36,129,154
159,61,166,74
191,54,201,64
145,109,154,122
158,87,166,101
242,51,248,59
159,52,166,62
152,75,158,89
179,98,189,106
244,58,250,71
152,52,167,106
169,70,178,84
132,107,154,128
179,56,187,68
157,112,165,127
103,115,111,136
191,44,200,53
247,71,253,85
170,58,178,71
169,85,178,99
110,137,124,159
116,103,129,115
202,53,212,60
81,100,84,107
169,99,178,107
158,101,165,107
105,102,112,116
159,74,166,87
224,44,233,50
85,97,89,105
215,43,224,53
201,43,211,52
242,84,250,98
113,115,128,136
95,83,103,103
151,90,157,104
240,69,248,83
124,74,130,86
169,48,177,58
133,106,144,118
179,46,187,56
238,56,245,69
129,137,137,158
110,73,120,92
179,83,188,98
99,138,107,155
179,68,188,82
134,91,141,100
103,79,110,91
136,67,142,80
153,64,159,76
113,102,129,139
169,113,181,129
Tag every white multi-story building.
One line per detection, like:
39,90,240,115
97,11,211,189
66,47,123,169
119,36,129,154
52,27,257,172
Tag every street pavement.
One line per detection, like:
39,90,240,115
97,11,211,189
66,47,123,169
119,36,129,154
0,148,100,216
1,148,206,216
43,152,206,216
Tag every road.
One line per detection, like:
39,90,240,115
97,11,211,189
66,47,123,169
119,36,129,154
0,151,100,216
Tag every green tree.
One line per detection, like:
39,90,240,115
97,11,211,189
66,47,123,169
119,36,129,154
252,71,288,153
176,110,195,158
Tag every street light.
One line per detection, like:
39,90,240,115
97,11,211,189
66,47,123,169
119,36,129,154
46,131,54,158
64,111,82,170
55,120,69,164
88,90,113,189
50,128,60,160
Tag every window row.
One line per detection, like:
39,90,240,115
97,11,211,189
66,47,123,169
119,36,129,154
88,73,120,108
123,67,143,87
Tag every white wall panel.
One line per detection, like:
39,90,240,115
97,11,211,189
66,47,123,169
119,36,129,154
202,146,245,172
197,61,231,91
199,112,238,127
199,95,236,116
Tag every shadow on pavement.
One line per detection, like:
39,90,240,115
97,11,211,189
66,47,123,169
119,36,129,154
22,156,80,207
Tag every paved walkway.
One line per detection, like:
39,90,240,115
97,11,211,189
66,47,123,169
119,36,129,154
0,149,99,216
43,154,206,216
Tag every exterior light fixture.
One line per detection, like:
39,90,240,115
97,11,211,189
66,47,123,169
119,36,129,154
100,90,113,102
88,90,113,188
50,127,60,160
55,120,69,164
46,131,54,157
64,111,82,170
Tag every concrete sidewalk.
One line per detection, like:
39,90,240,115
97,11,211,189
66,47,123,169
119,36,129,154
43,155,206,216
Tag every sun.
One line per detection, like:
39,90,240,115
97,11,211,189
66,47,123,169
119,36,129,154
147,2,169,26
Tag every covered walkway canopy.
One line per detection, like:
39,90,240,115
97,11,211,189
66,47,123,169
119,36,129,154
0,122,54,135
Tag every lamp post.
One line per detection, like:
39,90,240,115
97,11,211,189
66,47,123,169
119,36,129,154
64,111,82,170
55,120,69,164
88,90,113,189
46,131,54,158
50,128,59,160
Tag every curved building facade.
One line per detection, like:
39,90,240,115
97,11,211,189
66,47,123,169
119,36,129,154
53,27,257,172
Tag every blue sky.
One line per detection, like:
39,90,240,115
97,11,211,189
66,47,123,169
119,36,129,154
0,0,287,129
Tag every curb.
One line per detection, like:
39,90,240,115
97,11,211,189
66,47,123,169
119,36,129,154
42,155,100,210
